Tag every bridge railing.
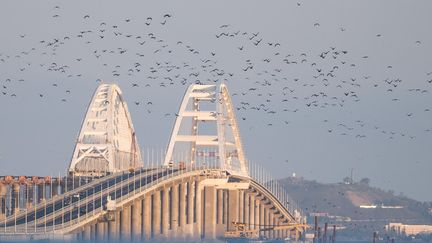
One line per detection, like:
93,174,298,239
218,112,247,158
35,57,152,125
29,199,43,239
1,157,305,234
0,164,221,234
249,161,305,223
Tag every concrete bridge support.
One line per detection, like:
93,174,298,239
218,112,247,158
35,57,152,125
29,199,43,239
178,182,186,234
250,194,255,229
0,184,7,220
187,180,195,238
108,210,120,240
67,175,298,242
152,191,161,237
162,187,169,238
120,204,131,241
11,184,20,215
216,189,225,235
171,183,179,237
131,199,142,241
143,195,151,240
228,190,238,231
37,184,45,203
96,222,106,241
244,192,250,226
203,186,216,239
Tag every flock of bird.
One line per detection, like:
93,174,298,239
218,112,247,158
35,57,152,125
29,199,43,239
0,4,431,146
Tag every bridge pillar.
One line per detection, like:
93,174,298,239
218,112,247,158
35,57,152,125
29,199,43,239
276,214,281,239
12,183,20,215
270,212,275,239
91,224,97,241
259,203,265,237
203,186,216,239
96,222,106,241
253,199,259,231
187,181,195,238
264,207,269,238
120,205,131,240
52,181,59,197
152,190,161,237
244,193,250,226
162,187,170,238
216,189,224,236
108,210,119,240
223,189,228,231
0,184,6,220
250,195,256,230
37,184,45,203
179,182,187,234
171,184,179,237
83,225,91,241
195,180,202,239
26,184,35,208
228,190,239,231
239,190,244,223
143,195,151,240
131,199,142,241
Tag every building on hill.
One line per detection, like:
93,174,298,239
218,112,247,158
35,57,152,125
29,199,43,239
386,223,432,235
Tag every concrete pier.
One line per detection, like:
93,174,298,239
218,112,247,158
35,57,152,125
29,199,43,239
143,196,151,240
152,191,161,237
228,190,239,231
162,187,170,237
120,205,131,241
131,199,142,241
203,186,216,239
171,184,179,236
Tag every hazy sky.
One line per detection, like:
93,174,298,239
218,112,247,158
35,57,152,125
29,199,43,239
0,1,431,201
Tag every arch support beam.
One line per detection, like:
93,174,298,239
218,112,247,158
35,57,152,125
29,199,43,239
68,83,143,176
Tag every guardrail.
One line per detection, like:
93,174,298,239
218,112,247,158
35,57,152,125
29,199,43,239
1,162,305,234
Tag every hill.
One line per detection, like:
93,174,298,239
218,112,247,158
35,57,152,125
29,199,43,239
278,176,432,240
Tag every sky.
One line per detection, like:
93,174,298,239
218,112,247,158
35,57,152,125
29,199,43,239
0,1,431,201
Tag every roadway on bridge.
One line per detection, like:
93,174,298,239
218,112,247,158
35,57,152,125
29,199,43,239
1,167,178,229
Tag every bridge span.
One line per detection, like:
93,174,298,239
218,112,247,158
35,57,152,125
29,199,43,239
0,83,305,241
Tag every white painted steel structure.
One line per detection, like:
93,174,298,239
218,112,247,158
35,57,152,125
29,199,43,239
0,82,306,241
164,83,248,176
68,84,143,176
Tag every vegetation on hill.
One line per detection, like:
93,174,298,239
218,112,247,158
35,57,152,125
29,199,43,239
278,176,432,240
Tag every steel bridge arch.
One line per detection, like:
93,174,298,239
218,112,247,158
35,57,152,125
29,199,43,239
68,84,143,176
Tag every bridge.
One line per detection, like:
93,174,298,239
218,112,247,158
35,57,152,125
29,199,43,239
0,83,305,241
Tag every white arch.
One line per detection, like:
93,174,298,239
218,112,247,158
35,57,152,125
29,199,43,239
68,83,143,176
164,83,248,176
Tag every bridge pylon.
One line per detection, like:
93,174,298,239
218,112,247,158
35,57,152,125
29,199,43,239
164,83,248,176
68,83,143,176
